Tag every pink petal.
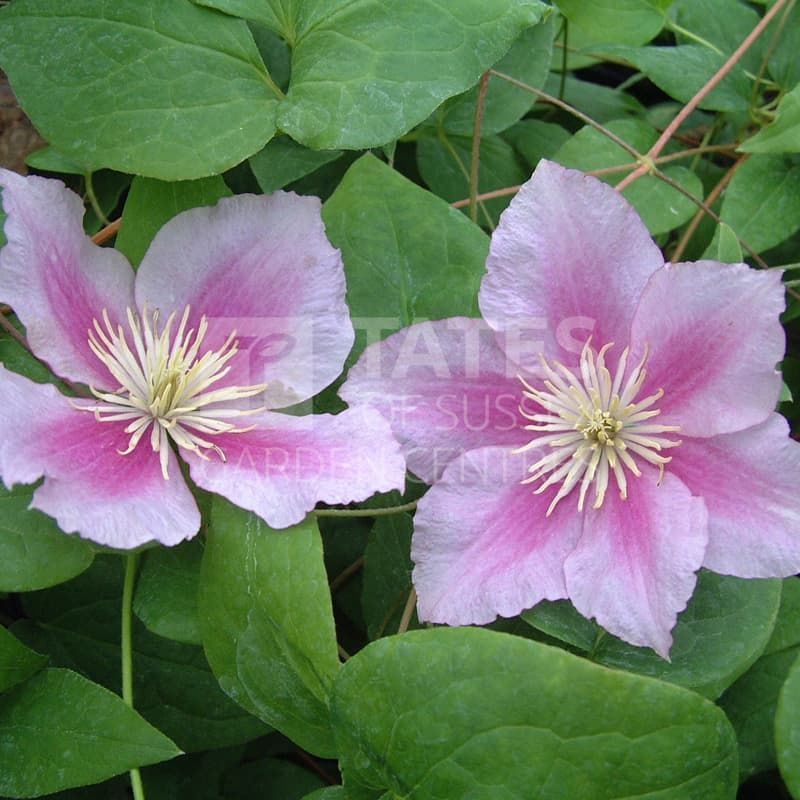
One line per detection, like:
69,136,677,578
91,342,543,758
412,446,583,626
340,317,527,483
479,160,663,368
564,470,708,658
0,169,135,387
671,414,800,578
0,366,200,548
630,261,784,437
134,192,353,408
183,406,406,529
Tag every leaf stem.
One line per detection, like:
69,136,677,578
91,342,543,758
315,501,418,519
122,552,145,800
92,217,121,245
469,71,491,225
398,587,417,634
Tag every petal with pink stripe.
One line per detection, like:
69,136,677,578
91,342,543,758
671,415,800,578
564,469,708,658
135,192,353,409
341,317,527,482
183,406,406,529
0,366,200,548
412,446,583,626
0,169,135,387
480,160,663,368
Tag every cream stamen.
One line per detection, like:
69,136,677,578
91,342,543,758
76,305,266,479
513,340,681,514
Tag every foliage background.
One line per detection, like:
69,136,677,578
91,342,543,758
1,0,800,797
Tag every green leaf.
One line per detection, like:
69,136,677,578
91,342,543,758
361,514,414,640
776,652,800,798
769,5,800,89
417,133,528,226
302,789,345,800
740,84,800,155
199,0,548,149
703,222,744,263
0,484,94,592
199,497,340,757
720,154,800,253
554,0,671,45
553,118,704,234
0,0,278,180
526,571,781,699
25,145,85,174
322,155,488,360
142,747,245,800
544,73,646,122
673,0,762,73
248,136,342,194
438,16,556,137
718,577,800,779
331,628,738,799
0,668,180,797
0,627,47,694
115,175,232,268
14,557,268,753
134,540,203,645
503,119,572,168
605,44,750,111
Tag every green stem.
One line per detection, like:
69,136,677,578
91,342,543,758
315,501,418,519
84,172,110,226
122,553,145,800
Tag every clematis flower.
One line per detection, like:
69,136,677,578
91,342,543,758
342,159,800,656
0,169,405,548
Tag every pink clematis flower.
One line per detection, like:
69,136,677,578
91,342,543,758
342,160,800,656
0,169,405,548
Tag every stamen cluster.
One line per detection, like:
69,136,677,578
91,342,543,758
78,306,266,479
515,341,680,514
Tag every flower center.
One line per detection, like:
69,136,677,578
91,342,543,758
514,340,681,515
77,305,266,479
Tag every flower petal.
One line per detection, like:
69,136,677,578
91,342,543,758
0,169,135,387
564,469,708,658
135,192,353,408
0,366,200,548
671,414,800,578
340,317,527,482
479,160,663,368
412,446,583,626
630,261,784,437
183,406,406,529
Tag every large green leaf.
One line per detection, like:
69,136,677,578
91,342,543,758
14,558,268,753
720,154,800,253
777,652,800,798
0,484,94,592
553,118,705,234
719,577,800,779
437,16,555,137
0,0,278,179
115,175,232,268
526,572,781,699
322,155,488,360
554,0,671,45
331,628,738,798
0,627,46,694
740,84,800,155
196,0,547,149
198,498,340,757
0,668,179,798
